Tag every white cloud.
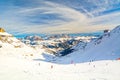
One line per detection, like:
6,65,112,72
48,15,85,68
19,1,87,21
17,1,89,33
1,0,120,34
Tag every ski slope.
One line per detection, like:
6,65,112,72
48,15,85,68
0,26,120,80
53,25,120,64
0,55,120,80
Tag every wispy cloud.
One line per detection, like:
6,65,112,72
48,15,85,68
0,0,120,34
18,1,87,21
17,1,88,33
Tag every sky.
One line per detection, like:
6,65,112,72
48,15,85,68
0,0,120,35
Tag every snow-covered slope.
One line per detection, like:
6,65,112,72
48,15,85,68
82,25,120,61
0,27,120,80
0,55,120,80
51,25,120,64
0,32,38,57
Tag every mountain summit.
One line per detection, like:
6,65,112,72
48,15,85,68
76,25,120,62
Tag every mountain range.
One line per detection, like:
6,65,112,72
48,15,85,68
0,26,120,80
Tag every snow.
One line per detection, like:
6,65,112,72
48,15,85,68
62,25,120,63
0,55,120,80
0,32,12,36
0,26,120,80
83,25,120,61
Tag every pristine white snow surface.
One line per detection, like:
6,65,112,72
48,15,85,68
0,26,120,80
0,55,120,80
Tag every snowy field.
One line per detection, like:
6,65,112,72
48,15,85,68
0,54,120,80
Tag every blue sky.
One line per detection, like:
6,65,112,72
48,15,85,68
0,0,120,34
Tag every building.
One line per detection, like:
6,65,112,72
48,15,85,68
104,29,109,33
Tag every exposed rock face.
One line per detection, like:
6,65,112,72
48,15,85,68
21,34,95,56
25,35,43,41
0,28,5,32
48,34,70,39
0,29,36,57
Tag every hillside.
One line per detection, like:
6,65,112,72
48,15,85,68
0,26,120,80
0,32,38,57
49,25,120,64
82,25,120,61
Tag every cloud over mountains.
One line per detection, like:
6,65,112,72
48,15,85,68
0,0,120,34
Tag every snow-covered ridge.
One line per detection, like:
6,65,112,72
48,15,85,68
65,26,120,63
0,32,12,36
111,25,120,33
0,32,24,47
21,33,96,56
48,25,120,64
0,32,38,57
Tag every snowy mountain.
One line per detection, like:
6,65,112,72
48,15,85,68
53,25,120,64
81,25,120,61
0,31,38,57
0,27,120,80
21,34,95,56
